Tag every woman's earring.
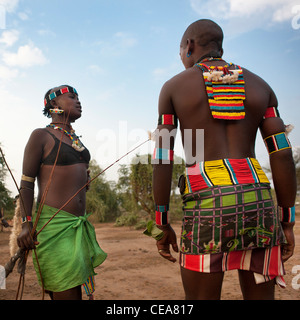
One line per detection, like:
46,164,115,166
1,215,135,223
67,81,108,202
49,108,64,115
187,52,191,58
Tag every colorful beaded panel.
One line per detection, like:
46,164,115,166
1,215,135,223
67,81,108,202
184,158,269,194
158,114,178,127
156,211,168,225
44,86,78,106
278,206,295,223
152,148,174,161
195,62,246,120
263,106,280,119
264,132,291,155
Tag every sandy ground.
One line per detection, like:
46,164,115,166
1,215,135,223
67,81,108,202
0,221,300,300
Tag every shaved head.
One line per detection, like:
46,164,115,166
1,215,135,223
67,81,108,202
181,19,223,56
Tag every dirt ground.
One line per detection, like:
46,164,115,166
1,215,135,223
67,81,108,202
0,220,300,300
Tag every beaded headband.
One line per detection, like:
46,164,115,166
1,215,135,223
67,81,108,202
44,86,78,107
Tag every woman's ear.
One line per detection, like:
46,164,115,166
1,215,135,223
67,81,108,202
50,99,57,107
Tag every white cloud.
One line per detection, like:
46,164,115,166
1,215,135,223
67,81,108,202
0,0,19,13
152,60,182,81
190,0,299,34
114,32,137,48
0,64,18,80
18,12,29,21
86,64,105,75
2,42,48,68
94,32,138,57
38,29,56,37
0,29,19,46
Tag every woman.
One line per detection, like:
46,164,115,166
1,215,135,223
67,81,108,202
17,85,107,300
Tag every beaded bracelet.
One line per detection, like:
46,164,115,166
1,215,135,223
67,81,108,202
155,204,169,225
21,216,32,224
21,174,35,183
278,206,295,223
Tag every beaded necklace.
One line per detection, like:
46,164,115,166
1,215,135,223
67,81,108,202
47,123,85,152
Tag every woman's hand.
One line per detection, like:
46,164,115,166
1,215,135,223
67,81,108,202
17,222,39,250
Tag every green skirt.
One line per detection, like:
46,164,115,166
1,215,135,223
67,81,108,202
32,204,107,293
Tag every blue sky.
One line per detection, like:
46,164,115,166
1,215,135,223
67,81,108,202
0,0,299,195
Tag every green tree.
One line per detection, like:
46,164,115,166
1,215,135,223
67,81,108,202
130,154,154,219
293,147,300,192
0,145,14,215
116,164,139,213
117,154,185,222
86,159,120,222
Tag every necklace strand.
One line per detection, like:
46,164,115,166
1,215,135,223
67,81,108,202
47,124,85,152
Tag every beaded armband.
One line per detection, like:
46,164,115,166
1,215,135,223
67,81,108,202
21,216,32,224
263,106,280,119
153,148,174,161
264,132,291,155
155,204,169,226
158,114,178,127
278,206,295,223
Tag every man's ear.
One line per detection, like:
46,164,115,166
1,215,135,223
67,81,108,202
186,38,195,55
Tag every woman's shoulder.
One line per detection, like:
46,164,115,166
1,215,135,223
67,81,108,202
27,127,50,143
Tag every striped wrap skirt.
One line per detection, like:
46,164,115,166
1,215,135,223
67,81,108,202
179,158,286,286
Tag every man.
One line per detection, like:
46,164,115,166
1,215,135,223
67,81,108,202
152,19,296,300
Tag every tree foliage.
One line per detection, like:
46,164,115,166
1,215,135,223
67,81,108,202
116,154,185,223
0,145,14,215
86,160,120,222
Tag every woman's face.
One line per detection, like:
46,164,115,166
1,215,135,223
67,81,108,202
53,90,82,121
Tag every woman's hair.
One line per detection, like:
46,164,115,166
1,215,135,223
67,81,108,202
43,88,52,118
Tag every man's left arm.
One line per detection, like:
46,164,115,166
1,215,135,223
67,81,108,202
152,81,179,262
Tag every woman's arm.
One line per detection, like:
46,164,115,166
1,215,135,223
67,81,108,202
17,129,45,250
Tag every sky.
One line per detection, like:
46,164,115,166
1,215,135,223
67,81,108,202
0,0,299,196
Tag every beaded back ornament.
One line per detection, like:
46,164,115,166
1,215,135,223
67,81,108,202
195,58,246,120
